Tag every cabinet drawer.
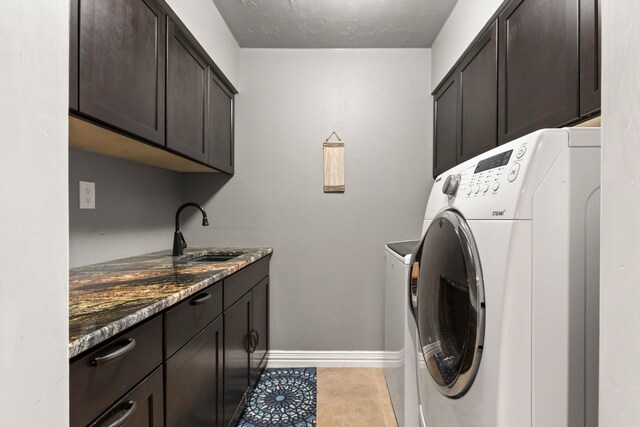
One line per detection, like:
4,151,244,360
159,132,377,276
88,366,164,427
224,256,270,310
164,281,223,358
70,316,162,427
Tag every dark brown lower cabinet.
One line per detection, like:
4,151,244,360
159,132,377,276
224,292,253,425
223,276,270,426
70,257,270,427
70,316,163,427
89,367,164,427
251,277,269,384
166,316,224,427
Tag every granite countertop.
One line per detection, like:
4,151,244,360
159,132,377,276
69,247,273,358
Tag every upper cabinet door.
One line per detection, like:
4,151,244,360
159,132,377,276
166,20,208,163
69,0,78,111
433,75,459,178
579,0,601,116
498,0,579,144
79,0,166,145
458,21,499,163
207,71,234,174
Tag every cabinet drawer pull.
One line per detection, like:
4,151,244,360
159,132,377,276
91,338,136,367
252,330,260,351
91,400,137,427
189,292,212,305
248,330,259,353
249,333,256,353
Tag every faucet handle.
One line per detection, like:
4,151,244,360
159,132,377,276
172,230,188,257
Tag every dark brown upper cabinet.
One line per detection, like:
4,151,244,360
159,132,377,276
458,20,499,163
207,71,235,174
433,75,459,177
166,19,208,163
498,0,579,144
78,0,166,145
69,0,78,111
69,0,237,174
580,0,601,116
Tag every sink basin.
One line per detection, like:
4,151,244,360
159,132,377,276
191,252,246,263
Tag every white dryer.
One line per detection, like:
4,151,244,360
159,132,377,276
409,128,601,427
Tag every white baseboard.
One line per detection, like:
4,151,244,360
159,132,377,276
267,350,403,368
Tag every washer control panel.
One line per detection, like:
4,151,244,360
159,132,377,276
457,144,527,199
426,128,580,221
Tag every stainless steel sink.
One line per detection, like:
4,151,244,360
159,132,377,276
191,252,246,263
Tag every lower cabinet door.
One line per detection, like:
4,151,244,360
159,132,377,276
251,277,269,385
224,292,252,425
165,316,224,427
89,367,164,427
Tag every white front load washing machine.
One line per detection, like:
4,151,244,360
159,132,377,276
409,128,601,427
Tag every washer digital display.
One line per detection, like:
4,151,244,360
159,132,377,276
474,150,513,174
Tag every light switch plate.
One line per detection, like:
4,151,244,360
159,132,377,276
79,181,95,209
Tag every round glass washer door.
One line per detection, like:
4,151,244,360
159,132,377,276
411,209,485,398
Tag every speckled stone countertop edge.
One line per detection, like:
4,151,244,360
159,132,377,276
68,248,272,358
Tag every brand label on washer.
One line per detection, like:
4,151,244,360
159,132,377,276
492,210,506,216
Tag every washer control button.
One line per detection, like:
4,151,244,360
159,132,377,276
467,187,473,196
516,146,527,158
508,163,521,182
493,182,500,191
482,184,489,193
442,174,461,196
474,186,480,194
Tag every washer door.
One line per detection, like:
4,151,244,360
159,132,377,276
410,210,485,398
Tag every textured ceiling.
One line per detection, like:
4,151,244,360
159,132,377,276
212,0,459,48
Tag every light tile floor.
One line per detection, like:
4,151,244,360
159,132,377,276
317,368,398,427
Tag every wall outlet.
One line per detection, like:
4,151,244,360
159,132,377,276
79,181,95,209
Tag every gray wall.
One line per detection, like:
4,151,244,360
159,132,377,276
165,0,240,87
69,148,182,267
430,0,504,90
182,48,433,351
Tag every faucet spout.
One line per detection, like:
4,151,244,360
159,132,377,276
173,202,209,257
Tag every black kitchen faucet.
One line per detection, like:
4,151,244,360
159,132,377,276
173,202,209,256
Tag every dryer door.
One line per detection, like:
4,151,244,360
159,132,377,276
410,209,485,398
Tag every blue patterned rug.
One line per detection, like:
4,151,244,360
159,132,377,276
237,368,317,427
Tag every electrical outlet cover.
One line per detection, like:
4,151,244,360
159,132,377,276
79,181,95,209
